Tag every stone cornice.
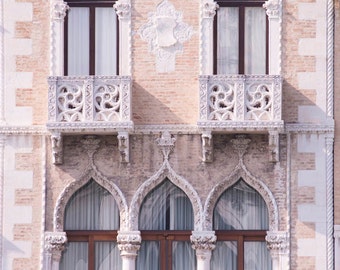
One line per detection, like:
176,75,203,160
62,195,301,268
0,125,47,135
285,122,334,134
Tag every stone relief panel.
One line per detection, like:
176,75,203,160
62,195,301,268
138,0,193,73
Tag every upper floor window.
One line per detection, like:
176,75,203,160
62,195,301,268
137,179,196,270
64,0,118,76
214,0,268,74
60,180,122,270
211,179,272,270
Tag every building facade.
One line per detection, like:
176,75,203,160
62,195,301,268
0,0,339,269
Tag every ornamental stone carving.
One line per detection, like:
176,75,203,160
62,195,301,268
45,231,67,253
191,231,216,251
114,1,131,19
156,131,176,160
230,135,251,161
138,0,193,73
202,131,213,162
266,231,288,255
117,231,141,254
118,132,129,163
202,1,218,18
263,0,280,19
51,132,63,165
81,135,101,162
51,1,69,21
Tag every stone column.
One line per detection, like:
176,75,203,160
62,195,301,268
191,231,216,270
117,231,141,270
44,231,67,270
266,231,289,270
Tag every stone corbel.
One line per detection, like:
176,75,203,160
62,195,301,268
268,130,279,163
202,131,213,162
44,231,67,270
51,132,63,165
191,231,216,270
118,132,129,163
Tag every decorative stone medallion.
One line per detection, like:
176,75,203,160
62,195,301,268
138,0,193,73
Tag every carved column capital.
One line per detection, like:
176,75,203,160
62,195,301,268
114,1,131,20
117,231,141,258
202,1,219,18
263,0,280,19
266,231,288,256
45,231,67,261
191,231,216,251
51,1,69,21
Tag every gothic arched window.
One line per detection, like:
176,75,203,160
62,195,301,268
60,180,122,270
137,179,196,270
211,179,272,270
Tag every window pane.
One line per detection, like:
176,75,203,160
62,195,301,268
64,180,120,230
211,241,237,270
95,242,121,270
217,7,239,74
244,7,266,74
95,8,117,75
244,241,272,270
172,241,196,270
60,242,88,270
213,180,269,230
139,180,194,230
136,241,160,270
68,7,90,75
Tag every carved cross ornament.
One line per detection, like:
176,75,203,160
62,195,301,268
138,0,193,73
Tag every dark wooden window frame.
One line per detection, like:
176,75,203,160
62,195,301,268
65,230,118,270
213,0,269,74
214,230,267,270
140,230,193,270
64,0,119,75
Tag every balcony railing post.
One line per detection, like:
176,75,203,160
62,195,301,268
235,76,246,121
199,76,209,121
48,76,58,122
84,77,94,122
272,76,282,121
120,76,131,121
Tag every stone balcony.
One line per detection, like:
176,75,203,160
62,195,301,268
47,75,133,164
197,75,283,162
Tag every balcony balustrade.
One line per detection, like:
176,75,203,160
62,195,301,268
198,75,283,132
47,75,133,133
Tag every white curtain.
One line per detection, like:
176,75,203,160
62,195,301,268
67,7,90,76
217,7,239,74
244,7,266,74
211,180,272,270
60,180,121,270
137,180,195,270
95,8,117,75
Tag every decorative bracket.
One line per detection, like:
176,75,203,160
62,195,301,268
202,131,213,162
51,132,63,165
156,131,176,160
118,132,129,163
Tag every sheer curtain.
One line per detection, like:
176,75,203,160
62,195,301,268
211,180,272,270
217,7,239,74
67,7,90,76
95,7,117,76
137,180,195,270
61,180,121,270
244,7,266,74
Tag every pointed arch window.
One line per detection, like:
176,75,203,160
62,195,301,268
137,179,196,270
60,180,122,270
211,179,272,270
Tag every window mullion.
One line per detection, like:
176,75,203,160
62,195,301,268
88,235,95,270
238,235,244,270
89,6,96,75
239,6,245,74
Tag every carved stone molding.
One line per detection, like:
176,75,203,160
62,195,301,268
51,132,63,165
51,0,69,21
191,231,216,251
129,159,203,231
54,170,128,231
114,1,131,20
265,231,288,255
204,162,279,231
156,131,176,161
138,0,193,73
117,231,141,257
45,231,67,253
201,131,213,162
285,123,335,134
263,0,280,19
202,1,218,18
118,132,129,163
